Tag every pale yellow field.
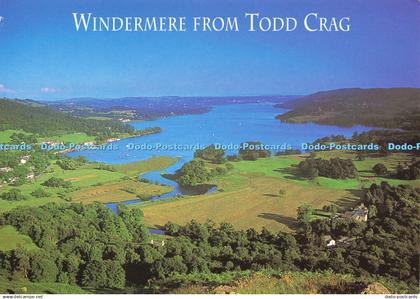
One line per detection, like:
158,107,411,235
71,179,171,203
141,172,356,232
140,153,418,232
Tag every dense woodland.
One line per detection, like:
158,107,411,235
174,159,233,187
351,130,420,155
276,88,420,130
300,183,419,288
0,182,418,293
238,142,271,161
194,145,226,164
298,157,358,180
0,99,135,140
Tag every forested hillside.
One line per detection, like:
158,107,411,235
0,98,135,138
276,88,420,130
49,95,291,120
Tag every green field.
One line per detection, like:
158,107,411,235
0,225,38,251
114,156,178,176
38,132,96,144
0,156,178,213
85,116,114,121
0,273,88,294
0,130,96,144
0,129,30,143
71,179,172,203
140,152,419,232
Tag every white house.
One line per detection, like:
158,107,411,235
322,235,336,247
0,167,12,172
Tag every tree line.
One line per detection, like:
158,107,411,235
298,157,358,180
0,99,135,140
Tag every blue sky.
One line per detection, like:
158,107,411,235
0,0,419,100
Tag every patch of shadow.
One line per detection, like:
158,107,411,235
331,188,367,210
263,193,280,198
334,197,359,210
258,213,298,230
345,188,366,198
274,165,307,181
358,170,373,174
179,184,217,195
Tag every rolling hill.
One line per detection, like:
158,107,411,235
276,88,420,130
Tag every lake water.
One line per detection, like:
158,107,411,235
69,103,374,210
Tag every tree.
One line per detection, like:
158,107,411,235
298,157,357,180
239,141,270,160
31,188,50,198
194,145,225,163
394,160,420,180
164,221,180,235
297,204,314,226
372,163,388,176
307,167,319,180
118,205,149,242
29,253,59,283
176,160,210,187
1,189,27,201
82,260,107,288
42,177,72,188
322,204,338,214
11,248,30,278
105,260,126,289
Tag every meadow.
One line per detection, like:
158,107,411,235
0,130,29,143
0,225,38,252
0,274,88,294
140,152,419,232
0,129,96,144
0,156,177,213
171,270,396,294
38,133,96,144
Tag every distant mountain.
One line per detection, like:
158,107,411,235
3,98,47,108
48,95,295,120
276,88,420,130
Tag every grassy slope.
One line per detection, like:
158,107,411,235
276,88,420,130
0,130,29,143
172,270,404,294
38,133,95,144
0,273,88,294
71,179,171,204
114,156,178,176
0,156,177,213
0,226,38,251
140,152,419,232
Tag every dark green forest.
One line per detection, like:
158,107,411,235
276,88,420,130
0,99,135,139
298,157,358,179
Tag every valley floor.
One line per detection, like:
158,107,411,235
0,156,177,214
139,152,419,232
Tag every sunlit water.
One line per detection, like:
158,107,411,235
69,103,374,211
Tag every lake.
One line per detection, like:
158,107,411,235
69,103,374,210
